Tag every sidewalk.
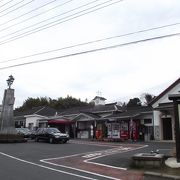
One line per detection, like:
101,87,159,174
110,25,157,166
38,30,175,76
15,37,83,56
72,139,180,180
129,142,180,180
144,171,180,180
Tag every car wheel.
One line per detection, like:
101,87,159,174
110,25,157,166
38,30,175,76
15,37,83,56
49,137,54,144
62,139,67,144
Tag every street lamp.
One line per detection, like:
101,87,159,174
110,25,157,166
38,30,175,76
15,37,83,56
169,94,180,163
6,75,15,89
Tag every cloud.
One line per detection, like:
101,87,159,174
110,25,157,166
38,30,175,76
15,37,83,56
0,0,180,107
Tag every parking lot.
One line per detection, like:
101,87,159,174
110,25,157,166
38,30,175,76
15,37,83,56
0,140,175,180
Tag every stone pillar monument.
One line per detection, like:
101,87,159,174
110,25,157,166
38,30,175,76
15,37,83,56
0,88,16,134
0,75,25,142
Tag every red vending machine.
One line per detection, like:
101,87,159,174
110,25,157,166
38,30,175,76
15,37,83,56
120,121,129,140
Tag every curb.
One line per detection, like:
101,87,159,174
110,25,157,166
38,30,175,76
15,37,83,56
144,171,180,180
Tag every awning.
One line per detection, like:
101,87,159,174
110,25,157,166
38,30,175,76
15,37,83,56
48,119,72,125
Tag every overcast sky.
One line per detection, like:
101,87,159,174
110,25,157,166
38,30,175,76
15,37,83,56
0,0,180,107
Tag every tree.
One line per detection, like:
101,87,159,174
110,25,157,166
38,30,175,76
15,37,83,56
15,97,50,111
127,97,142,107
15,95,91,111
140,93,155,105
55,95,89,109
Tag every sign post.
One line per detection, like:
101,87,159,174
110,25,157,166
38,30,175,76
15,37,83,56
169,94,180,162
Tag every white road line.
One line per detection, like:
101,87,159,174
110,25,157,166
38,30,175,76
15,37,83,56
84,161,127,171
41,147,124,161
83,145,148,171
84,145,148,161
41,160,122,180
41,145,148,180
70,140,143,148
0,152,98,180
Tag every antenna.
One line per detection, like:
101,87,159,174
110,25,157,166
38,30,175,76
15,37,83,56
96,90,102,97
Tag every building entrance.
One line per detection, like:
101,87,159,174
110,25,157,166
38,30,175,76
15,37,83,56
162,118,172,140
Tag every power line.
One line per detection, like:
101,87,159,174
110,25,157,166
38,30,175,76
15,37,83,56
0,0,57,26
0,0,123,45
0,0,75,32
0,0,69,27
0,35,123,64
1,20,180,64
0,0,13,8
0,0,111,39
0,0,35,18
0,0,25,14
0,32,179,70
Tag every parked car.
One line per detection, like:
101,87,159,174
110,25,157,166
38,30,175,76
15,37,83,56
35,127,69,143
29,129,38,139
16,128,32,138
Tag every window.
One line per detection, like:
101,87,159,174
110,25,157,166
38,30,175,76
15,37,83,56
20,121,24,127
144,119,152,124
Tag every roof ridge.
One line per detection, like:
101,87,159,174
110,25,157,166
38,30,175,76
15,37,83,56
150,77,180,105
34,106,45,114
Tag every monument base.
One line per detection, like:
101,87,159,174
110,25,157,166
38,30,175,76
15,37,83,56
132,153,164,168
0,134,27,143
165,157,180,168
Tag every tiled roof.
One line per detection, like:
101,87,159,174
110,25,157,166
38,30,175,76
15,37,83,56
92,104,122,112
36,106,57,116
105,106,153,120
92,96,107,100
14,106,42,116
14,106,57,117
58,103,122,115
58,105,93,115
79,112,100,119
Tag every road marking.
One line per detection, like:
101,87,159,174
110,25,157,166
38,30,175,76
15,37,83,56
84,161,127,171
40,147,131,180
0,152,98,180
83,147,132,159
83,145,148,171
41,160,122,180
41,147,122,161
41,144,148,180
83,153,102,158
70,140,139,148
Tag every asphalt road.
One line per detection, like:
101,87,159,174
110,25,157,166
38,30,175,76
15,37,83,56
0,139,176,180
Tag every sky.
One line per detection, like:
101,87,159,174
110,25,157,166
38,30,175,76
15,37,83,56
0,0,180,108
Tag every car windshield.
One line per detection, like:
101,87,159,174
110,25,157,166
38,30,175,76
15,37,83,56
16,128,25,132
22,128,30,132
47,128,60,133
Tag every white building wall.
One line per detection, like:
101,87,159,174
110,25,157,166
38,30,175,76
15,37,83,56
94,99,105,106
140,113,154,128
25,117,38,128
152,83,180,109
171,115,175,140
151,80,180,141
25,115,47,129
153,111,161,126
153,110,162,140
